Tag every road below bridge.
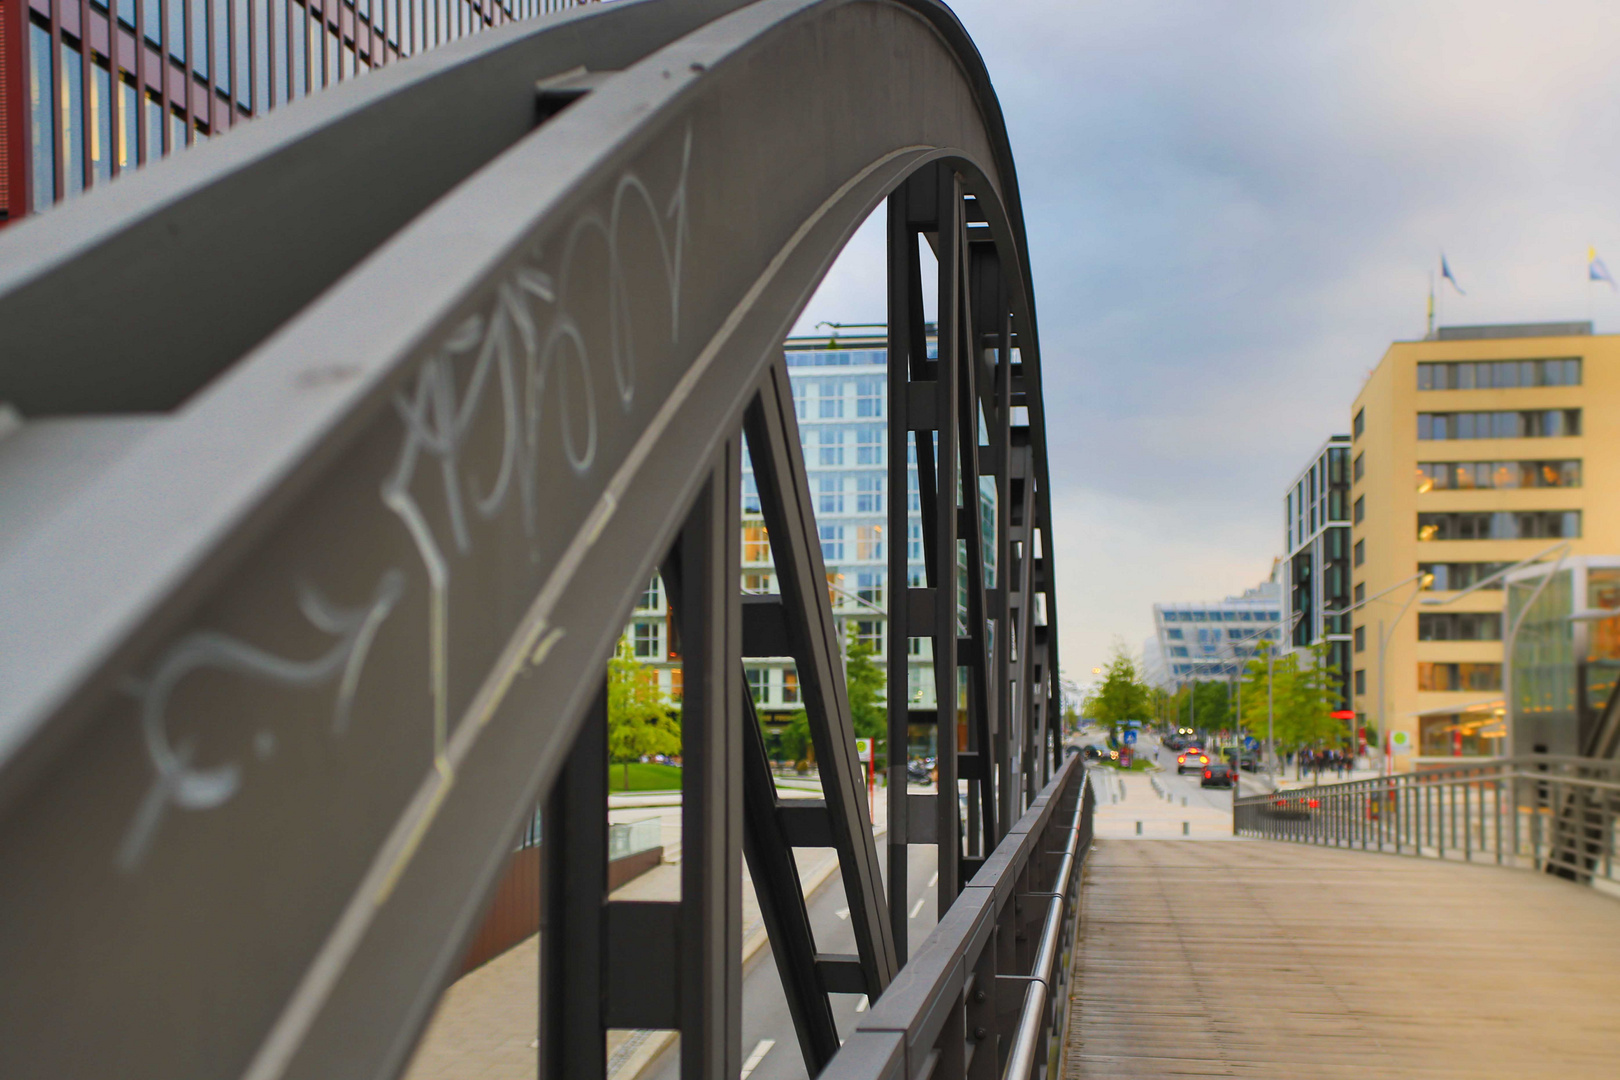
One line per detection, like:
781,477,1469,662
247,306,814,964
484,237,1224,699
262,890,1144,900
1062,838,1620,1078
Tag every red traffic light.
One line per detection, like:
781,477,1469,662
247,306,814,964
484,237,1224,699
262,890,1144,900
1329,709,1355,720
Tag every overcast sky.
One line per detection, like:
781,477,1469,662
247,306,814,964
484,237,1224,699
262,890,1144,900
793,0,1620,693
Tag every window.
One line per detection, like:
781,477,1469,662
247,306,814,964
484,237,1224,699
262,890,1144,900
746,667,768,703
1353,452,1364,482
1418,612,1503,641
1226,628,1246,641
1354,626,1365,653
857,473,884,513
852,620,884,651
782,668,800,704
1354,669,1366,695
907,468,920,512
818,475,844,515
1419,562,1510,591
1418,662,1502,692
1417,358,1581,390
856,569,885,607
1353,539,1365,567
633,621,661,659
1417,511,1580,541
855,525,884,561
818,428,844,466
743,474,761,513
1416,459,1581,491
792,381,809,420
1354,583,1365,605
819,380,845,419
638,578,662,611
1353,496,1364,524
1418,410,1581,440
908,521,923,561
1170,646,1189,657
744,525,771,564
819,524,845,562
856,377,884,418
1166,628,1184,640
1353,409,1365,439
856,424,884,466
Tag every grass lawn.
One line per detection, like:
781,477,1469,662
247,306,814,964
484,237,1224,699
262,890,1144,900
608,761,684,792
1094,758,1155,772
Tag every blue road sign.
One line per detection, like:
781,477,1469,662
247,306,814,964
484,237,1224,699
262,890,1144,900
1122,729,1138,745
1244,736,1259,750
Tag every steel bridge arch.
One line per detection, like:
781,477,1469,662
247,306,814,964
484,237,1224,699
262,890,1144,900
0,2,1076,1079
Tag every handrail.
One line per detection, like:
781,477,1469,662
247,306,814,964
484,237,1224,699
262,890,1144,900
820,755,1094,1080
1235,755,1620,888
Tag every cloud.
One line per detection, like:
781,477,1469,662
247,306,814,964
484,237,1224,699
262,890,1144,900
795,1,1620,682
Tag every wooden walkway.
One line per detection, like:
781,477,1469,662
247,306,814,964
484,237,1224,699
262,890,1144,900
1061,839,1620,1078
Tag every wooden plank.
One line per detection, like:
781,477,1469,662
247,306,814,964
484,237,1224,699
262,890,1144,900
1060,839,1620,1078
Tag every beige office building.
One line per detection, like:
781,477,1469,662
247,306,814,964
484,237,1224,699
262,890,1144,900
1349,321,1617,768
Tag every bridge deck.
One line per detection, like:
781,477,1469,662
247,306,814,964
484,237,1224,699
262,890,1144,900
1062,839,1620,1078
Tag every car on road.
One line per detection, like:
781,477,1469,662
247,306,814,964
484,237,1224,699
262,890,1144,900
1082,744,1108,761
1201,762,1237,788
1222,750,1259,772
1176,750,1210,774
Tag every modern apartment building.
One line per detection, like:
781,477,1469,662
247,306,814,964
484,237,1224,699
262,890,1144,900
1283,435,1353,708
0,0,578,224
1149,580,1284,688
627,331,947,742
1348,321,1615,767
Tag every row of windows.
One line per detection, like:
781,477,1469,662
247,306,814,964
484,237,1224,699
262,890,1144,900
1417,410,1580,441
745,666,802,705
802,426,886,466
1165,627,1280,642
1417,358,1581,391
819,524,886,563
1159,609,1281,624
1418,562,1511,592
1416,510,1580,542
791,378,885,420
1415,460,1581,492
1417,662,1502,692
28,0,500,210
1351,662,1503,695
785,348,889,367
1416,612,1503,641
815,473,888,514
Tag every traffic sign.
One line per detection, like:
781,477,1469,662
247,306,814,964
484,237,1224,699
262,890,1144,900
1389,730,1413,755
1122,730,1138,745
854,738,874,762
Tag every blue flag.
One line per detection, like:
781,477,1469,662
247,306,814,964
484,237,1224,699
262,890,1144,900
1441,255,1465,295
1589,247,1616,290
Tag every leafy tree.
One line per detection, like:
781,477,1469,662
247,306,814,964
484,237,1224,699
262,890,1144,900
1239,641,1340,750
1168,680,1233,733
844,638,887,770
1081,644,1152,735
607,637,681,788
777,709,813,766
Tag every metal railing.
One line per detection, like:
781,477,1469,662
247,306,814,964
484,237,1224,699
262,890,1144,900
821,756,1094,1080
1235,755,1620,887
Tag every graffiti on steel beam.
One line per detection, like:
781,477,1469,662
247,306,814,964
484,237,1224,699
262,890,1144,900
114,127,691,871
116,572,406,870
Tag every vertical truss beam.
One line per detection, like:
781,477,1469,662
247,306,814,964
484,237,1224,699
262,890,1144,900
675,447,746,1080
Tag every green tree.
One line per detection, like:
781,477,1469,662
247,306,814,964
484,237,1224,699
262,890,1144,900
777,709,813,767
1082,644,1152,735
607,637,681,788
844,638,887,770
1239,641,1340,750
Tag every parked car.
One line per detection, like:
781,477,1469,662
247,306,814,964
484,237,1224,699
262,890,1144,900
1201,762,1237,788
1082,744,1108,761
906,757,934,785
1222,750,1259,772
1176,750,1210,775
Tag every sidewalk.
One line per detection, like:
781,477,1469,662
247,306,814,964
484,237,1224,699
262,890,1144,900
401,785,886,1080
1089,771,1239,841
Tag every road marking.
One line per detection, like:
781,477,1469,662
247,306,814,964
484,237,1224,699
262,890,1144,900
855,995,869,1012
927,870,938,888
909,898,924,919
835,907,849,920
741,1039,775,1080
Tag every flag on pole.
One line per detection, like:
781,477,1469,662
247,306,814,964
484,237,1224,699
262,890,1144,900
1589,247,1616,290
1440,255,1465,295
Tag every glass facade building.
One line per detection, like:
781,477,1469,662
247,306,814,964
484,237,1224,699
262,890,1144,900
0,0,585,224
1283,434,1352,709
1502,555,1620,759
626,331,956,748
1149,580,1283,687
